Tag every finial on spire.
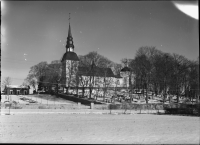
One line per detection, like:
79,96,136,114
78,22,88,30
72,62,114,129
69,13,71,24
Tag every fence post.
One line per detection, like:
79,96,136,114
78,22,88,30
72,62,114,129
90,102,94,109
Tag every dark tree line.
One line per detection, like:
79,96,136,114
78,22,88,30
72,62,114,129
128,46,199,103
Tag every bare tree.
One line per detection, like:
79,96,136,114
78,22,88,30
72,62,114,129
25,74,37,91
44,60,62,94
132,54,151,103
186,59,199,103
2,77,12,100
26,61,48,91
168,53,191,103
153,53,174,102
2,77,12,92
26,61,62,94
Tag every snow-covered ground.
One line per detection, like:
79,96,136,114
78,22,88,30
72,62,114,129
0,113,199,144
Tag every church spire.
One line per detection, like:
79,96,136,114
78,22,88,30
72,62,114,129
66,13,74,52
61,13,79,63
68,23,72,37
68,13,72,37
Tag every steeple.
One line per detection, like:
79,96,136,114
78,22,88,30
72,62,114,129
61,13,79,62
68,23,72,38
68,13,72,37
66,13,74,52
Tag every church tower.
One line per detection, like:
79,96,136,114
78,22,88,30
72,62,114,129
61,13,79,91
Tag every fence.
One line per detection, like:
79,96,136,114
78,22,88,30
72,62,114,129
1,101,163,111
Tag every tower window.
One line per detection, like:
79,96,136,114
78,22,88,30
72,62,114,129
68,47,73,52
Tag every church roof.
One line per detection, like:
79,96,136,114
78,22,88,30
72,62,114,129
6,85,30,89
61,52,79,62
78,65,115,77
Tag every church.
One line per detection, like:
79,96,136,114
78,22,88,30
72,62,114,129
60,17,125,95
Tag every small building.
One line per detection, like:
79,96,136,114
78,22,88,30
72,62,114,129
4,85,30,95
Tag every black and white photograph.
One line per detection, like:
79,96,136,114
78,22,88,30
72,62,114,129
1,0,199,144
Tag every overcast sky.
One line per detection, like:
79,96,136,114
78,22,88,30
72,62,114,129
1,1,198,86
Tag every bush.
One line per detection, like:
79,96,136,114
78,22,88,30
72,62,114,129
164,103,200,116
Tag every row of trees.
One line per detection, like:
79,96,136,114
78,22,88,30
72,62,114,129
128,46,199,103
24,47,199,103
